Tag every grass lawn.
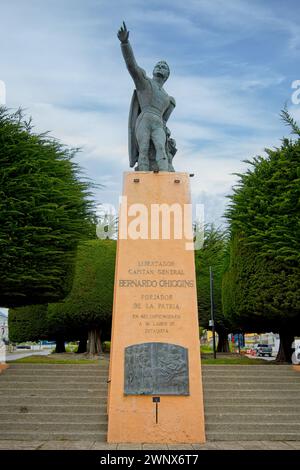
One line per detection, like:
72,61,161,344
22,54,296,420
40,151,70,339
9,352,275,365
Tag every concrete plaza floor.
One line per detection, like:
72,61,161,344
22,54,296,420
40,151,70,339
0,440,300,450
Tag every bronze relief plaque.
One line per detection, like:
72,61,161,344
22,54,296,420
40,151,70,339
124,342,189,395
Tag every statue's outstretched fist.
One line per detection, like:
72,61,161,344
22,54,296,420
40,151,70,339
117,21,129,43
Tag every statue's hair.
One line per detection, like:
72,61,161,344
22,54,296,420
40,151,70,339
154,61,170,79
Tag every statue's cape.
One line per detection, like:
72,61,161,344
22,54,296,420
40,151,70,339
128,90,140,168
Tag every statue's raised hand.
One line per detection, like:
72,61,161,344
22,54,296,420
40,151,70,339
117,21,129,43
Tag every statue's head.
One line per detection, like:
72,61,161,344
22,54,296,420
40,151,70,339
153,61,170,82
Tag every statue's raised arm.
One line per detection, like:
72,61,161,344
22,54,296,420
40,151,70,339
117,21,129,44
117,22,146,90
117,22,177,172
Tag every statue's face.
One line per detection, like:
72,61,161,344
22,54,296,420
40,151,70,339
153,61,170,82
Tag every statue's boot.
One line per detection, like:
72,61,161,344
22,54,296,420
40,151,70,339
156,156,169,171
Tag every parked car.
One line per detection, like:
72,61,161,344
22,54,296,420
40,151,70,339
256,344,272,357
293,345,300,364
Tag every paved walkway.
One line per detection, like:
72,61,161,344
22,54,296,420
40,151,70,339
0,440,300,450
5,349,52,361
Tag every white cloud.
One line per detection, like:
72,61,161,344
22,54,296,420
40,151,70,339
160,0,300,52
0,0,296,226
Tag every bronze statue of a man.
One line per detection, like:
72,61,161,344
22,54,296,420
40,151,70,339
117,22,177,172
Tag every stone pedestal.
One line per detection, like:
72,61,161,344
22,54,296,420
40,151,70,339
107,172,205,443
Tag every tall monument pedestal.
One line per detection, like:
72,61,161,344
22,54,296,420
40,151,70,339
107,172,205,444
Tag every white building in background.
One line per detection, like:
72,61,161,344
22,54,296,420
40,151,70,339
0,311,8,342
0,310,8,363
244,332,280,354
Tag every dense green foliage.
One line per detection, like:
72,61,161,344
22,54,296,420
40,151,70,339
223,114,300,360
0,107,95,307
196,226,231,351
227,146,300,265
222,235,300,332
9,240,116,346
47,239,116,336
8,304,48,343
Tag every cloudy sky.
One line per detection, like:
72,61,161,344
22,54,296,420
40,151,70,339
1,0,300,226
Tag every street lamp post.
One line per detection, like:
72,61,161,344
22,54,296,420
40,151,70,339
209,266,217,360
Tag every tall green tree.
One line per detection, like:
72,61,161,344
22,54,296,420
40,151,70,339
9,302,82,353
196,226,231,352
47,239,116,354
9,240,116,353
224,112,300,362
0,107,95,307
8,304,48,343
